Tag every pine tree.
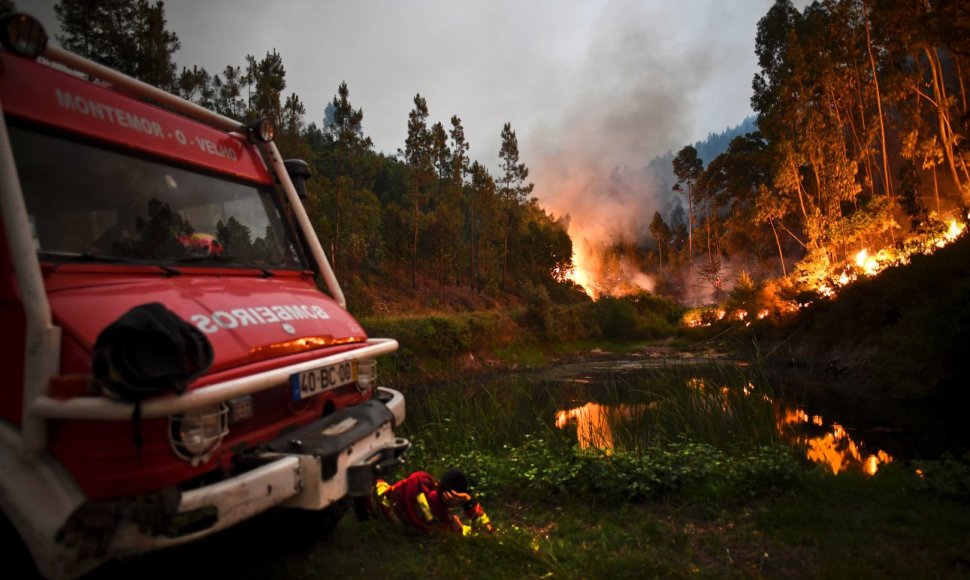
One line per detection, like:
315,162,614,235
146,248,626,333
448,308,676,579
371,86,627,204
404,94,434,289
55,0,181,90
323,82,372,273
498,122,534,290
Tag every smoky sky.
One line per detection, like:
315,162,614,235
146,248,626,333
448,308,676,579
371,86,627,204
29,0,791,246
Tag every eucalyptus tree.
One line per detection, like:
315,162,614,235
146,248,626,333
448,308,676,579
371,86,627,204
672,145,703,270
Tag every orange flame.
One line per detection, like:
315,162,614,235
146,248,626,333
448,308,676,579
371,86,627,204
566,250,599,298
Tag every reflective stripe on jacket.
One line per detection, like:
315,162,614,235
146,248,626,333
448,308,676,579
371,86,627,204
372,471,492,535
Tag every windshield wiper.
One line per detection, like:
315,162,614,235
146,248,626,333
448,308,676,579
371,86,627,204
172,254,275,277
39,251,182,276
172,254,236,264
39,250,128,262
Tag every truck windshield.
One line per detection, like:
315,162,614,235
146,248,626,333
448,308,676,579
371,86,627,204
9,125,306,270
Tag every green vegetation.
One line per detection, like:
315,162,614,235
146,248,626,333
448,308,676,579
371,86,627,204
363,292,685,381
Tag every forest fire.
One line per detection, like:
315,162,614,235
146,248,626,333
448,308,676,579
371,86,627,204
817,216,966,299
564,242,656,300
683,214,968,328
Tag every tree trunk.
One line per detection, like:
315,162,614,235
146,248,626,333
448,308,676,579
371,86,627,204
412,197,418,289
864,7,893,202
926,47,964,199
502,216,509,291
333,184,341,277
770,220,787,278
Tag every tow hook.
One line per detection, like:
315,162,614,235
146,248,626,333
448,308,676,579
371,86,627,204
347,437,411,497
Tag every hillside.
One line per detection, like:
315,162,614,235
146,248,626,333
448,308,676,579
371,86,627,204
766,232,970,412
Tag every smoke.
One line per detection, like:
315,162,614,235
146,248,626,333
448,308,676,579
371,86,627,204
524,2,764,298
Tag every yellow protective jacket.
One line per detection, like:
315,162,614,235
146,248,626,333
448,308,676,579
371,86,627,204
373,471,492,535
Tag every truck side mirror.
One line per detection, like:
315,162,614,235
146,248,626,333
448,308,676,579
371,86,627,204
283,159,312,201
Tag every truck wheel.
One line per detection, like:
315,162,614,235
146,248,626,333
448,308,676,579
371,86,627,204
284,499,348,549
0,512,41,579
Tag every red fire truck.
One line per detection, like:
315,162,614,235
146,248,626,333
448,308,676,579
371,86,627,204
0,14,409,578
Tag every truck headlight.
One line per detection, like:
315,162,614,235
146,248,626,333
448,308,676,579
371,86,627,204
169,403,229,465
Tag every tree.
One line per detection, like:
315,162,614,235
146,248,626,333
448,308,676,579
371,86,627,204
448,116,471,285
404,94,434,289
498,122,534,290
468,161,500,292
322,82,372,273
212,65,246,119
1,1,16,15
55,0,181,90
648,211,671,277
244,50,286,125
672,145,703,270
177,65,214,108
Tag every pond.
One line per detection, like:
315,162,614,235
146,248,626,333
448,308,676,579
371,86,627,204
401,352,966,476
543,359,896,475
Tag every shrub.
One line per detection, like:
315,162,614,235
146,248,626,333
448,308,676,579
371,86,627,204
591,297,640,340
519,283,554,340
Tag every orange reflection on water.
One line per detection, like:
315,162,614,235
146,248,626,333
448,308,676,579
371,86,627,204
555,403,620,450
778,410,893,475
556,393,894,475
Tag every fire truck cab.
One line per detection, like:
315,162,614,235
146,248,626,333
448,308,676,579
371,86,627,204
0,14,408,578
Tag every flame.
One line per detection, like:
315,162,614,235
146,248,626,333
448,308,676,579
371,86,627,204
943,219,964,244
566,250,599,298
854,249,880,275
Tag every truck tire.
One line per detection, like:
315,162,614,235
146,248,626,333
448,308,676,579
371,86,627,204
0,511,41,579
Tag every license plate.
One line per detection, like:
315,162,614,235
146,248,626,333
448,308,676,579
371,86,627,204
290,360,358,401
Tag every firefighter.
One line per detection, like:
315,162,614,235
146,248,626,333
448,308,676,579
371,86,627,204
370,469,494,536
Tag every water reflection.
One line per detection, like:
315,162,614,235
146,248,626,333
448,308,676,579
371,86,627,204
555,403,640,451
556,388,894,476
779,408,893,475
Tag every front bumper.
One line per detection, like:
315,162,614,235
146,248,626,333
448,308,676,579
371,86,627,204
54,387,408,577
